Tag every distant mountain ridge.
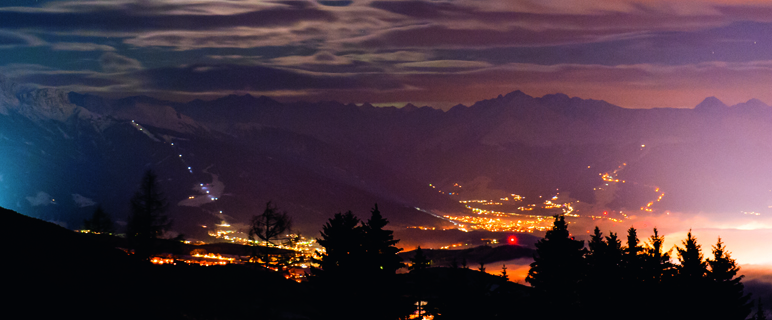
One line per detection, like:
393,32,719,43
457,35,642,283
2,75,772,239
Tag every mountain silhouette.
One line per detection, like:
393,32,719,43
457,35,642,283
1,75,771,239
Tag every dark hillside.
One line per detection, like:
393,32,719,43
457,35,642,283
400,244,535,267
2,207,315,319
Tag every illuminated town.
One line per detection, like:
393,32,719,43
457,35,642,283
415,158,671,238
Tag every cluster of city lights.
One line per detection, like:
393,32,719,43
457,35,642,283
407,226,437,230
415,155,687,235
442,214,555,233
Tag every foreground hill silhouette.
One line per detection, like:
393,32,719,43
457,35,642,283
8,205,769,319
3,206,312,319
4,206,540,319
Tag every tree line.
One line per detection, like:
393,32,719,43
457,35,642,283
80,171,766,319
527,215,755,320
310,204,407,320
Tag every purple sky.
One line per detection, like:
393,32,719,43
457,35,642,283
2,0,772,109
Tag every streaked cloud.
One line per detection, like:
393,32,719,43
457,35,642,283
0,1,336,32
51,42,115,51
395,60,493,71
272,51,352,66
137,63,403,93
0,30,44,48
99,52,142,73
345,51,429,63
0,0,771,109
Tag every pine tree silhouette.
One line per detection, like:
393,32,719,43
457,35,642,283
526,215,585,311
621,227,648,319
754,298,767,320
83,205,114,234
126,170,170,261
677,230,707,279
361,204,404,320
623,226,645,282
581,227,623,319
312,211,364,320
313,211,362,280
633,227,675,320
586,227,606,267
643,228,673,284
313,207,407,320
362,204,403,276
707,237,752,320
674,230,710,319
500,264,509,281
408,246,431,320
409,246,431,272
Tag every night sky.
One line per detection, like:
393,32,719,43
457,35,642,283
2,0,772,109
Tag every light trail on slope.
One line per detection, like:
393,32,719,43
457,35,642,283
130,119,230,229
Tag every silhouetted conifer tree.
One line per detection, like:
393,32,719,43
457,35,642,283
314,207,409,320
313,211,362,279
126,170,170,261
706,237,752,320
478,262,485,273
582,227,608,309
623,226,645,281
409,246,431,272
585,227,606,266
361,204,406,319
677,230,707,279
311,211,364,319
605,232,624,270
408,246,432,320
674,230,710,319
628,227,674,320
500,264,509,281
361,204,403,275
643,228,673,284
621,227,648,319
83,205,114,234
753,299,767,320
527,215,585,311
581,227,624,319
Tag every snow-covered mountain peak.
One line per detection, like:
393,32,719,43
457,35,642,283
15,88,82,122
125,102,207,134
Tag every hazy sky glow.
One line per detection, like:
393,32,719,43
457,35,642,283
2,0,772,108
581,213,772,265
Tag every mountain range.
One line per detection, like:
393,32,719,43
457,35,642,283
2,73,771,240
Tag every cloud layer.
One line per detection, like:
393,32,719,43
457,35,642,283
1,0,772,108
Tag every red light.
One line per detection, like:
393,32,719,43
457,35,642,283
508,235,518,245
603,211,608,215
